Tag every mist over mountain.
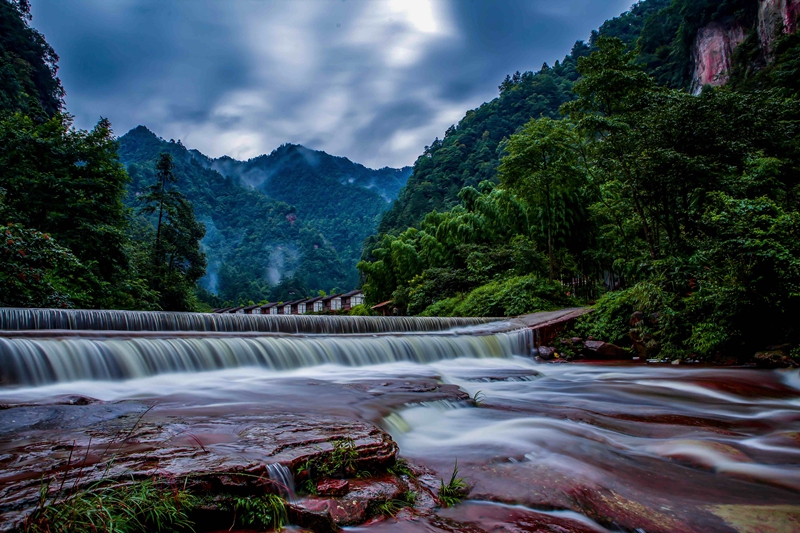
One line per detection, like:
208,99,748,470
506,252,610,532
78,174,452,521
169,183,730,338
118,126,410,304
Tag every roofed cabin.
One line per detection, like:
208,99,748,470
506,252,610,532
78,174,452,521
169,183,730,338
341,290,364,310
306,296,324,313
260,303,281,315
322,293,343,312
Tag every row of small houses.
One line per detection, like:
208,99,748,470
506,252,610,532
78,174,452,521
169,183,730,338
213,290,371,316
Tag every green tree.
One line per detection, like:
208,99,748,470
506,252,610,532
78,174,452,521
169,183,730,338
0,113,149,308
0,0,64,119
500,118,584,279
138,152,207,311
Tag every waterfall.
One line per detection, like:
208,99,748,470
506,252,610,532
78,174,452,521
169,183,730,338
0,308,497,334
0,325,533,387
266,463,296,502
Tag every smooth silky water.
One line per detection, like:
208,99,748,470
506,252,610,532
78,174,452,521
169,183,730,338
1,309,799,532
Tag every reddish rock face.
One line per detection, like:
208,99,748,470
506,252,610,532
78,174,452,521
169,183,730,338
691,0,799,93
0,406,397,530
691,23,746,94
317,478,349,496
760,0,800,55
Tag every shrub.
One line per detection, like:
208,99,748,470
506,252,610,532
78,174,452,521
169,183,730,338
452,275,572,317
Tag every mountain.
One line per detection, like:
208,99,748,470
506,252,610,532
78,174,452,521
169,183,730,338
198,145,411,203
374,0,800,239
190,144,411,276
118,126,411,304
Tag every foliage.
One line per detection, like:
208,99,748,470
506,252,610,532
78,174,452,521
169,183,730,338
438,461,468,508
0,222,86,308
0,0,64,119
376,0,667,237
225,494,287,531
570,37,800,359
369,491,417,518
119,127,353,305
387,458,414,478
360,183,556,313
449,276,572,318
296,437,361,493
23,478,197,533
0,113,159,310
137,153,207,311
348,304,373,316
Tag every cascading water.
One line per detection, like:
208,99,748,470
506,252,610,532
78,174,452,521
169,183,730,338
3,308,799,532
0,308,497,334
0,308,531,386
266,463,296,502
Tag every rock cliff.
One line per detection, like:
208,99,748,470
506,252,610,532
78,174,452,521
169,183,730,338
692,0,799,94
690,23,746,94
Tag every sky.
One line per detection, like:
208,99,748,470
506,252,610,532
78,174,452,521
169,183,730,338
31,0,634,169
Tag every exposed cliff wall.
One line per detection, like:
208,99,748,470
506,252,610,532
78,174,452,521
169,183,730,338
759,0,800,55
690,23,746,94
691,0,799,93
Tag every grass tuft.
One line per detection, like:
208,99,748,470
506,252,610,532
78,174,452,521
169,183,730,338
24,478,197,533
387,457,414,478
296,437,367,493
225,493,287,531
438,460,468,508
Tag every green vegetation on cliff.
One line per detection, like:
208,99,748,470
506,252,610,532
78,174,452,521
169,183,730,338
361,0,800,359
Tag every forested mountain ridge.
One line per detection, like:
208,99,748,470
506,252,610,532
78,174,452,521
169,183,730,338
376,0,671,237
189,142,411,279
359,0,800,362
198,144,411,203
118,126,353,304
375,0,799,238
1,1,208,311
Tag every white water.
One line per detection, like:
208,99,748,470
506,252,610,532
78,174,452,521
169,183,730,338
2,309,800,531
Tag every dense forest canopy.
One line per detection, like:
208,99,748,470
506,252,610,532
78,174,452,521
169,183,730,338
360,0,800,361
3,0,800,354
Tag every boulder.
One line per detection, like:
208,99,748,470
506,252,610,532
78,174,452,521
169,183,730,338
0,404,399,531
538,346,556,360
754,350,799,369
582,340,630,360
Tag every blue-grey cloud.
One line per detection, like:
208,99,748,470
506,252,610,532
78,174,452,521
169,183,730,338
31,0,633,168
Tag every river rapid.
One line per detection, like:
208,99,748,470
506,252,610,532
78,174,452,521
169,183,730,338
1,310,799,532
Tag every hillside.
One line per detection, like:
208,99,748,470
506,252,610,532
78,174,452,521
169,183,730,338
192,144,411,275
118,126,351,304
375,0,800,239
358,0,800,361
376,0,671,237
118,127,411,304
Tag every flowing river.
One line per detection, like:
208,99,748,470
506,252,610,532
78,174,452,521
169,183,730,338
1,309,799,532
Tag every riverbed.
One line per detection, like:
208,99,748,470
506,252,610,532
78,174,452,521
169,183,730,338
1,310,799,532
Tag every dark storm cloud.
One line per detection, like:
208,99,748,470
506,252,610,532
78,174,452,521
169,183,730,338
31,0,633,168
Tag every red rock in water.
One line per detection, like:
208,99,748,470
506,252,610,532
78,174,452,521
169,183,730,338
317,478,349,496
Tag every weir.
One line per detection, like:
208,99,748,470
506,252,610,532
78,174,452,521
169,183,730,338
0,308,497,334
0,308,533,387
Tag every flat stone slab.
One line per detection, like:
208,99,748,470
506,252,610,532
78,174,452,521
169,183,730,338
0,401,397,529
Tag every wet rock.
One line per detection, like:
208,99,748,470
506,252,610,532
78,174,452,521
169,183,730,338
582,340,630,360
537,346,556,361
317,478,349,496
754,350,799,369
0,404,398,530
288,502,342,533
298,477,406,526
